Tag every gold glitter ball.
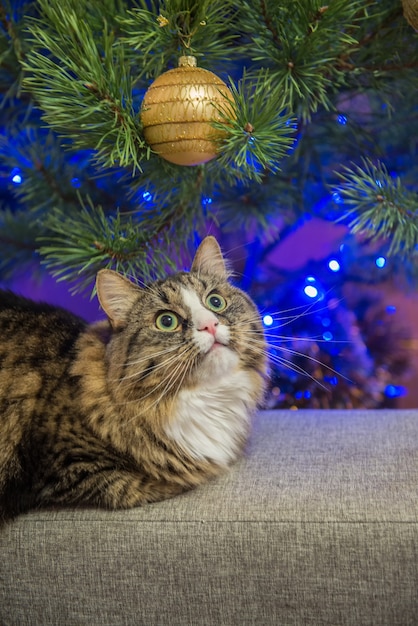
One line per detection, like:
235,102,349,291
141,56,235,166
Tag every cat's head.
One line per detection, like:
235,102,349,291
95,237,267,404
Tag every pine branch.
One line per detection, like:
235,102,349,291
22,0,148,171
211,70,296,183
120,0,241,79
19,0,298,187
237,0,365,120
0,1,35,101
0,0,417,294
39,197,180,295
0,127,87,212
236,0,417,121
334,158,418,258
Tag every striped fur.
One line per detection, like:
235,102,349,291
0,237,267,521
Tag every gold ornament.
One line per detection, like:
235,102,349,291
402,0,418,29
141,56,235,166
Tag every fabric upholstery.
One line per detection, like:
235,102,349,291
1,409,417,625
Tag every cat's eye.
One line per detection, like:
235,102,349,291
155,312,180,332
205,293,227,312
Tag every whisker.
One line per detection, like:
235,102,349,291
129,345,199,409
153,353,194,411
107,344,183,374
123,343,182,368
267,353,330,391
251,296,344,331
236,326,350,349
244,336,351,384
265,305,334,331
269,349,350,382
122,364,184,411
133,351,194,416
121,348,189,382
252,332,349,346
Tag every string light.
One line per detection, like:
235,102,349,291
11,168,22,184
328,259,340,272
263,314,274,327
385,384,406,398
325,375,338,386
375,256,386,268
304,285,318,298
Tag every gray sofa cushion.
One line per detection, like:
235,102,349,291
1,409,417,625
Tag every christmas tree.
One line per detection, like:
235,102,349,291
0,0,417,408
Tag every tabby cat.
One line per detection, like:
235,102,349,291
0,236,267,521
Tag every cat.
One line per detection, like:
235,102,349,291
0,236,267,521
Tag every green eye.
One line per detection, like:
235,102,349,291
155,312,180,332
206,293,227,312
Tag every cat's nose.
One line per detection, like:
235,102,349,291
198,318,219,336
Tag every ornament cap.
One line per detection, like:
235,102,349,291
178,55,197,68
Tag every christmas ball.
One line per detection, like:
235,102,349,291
141,56,235,166
402,0,418,29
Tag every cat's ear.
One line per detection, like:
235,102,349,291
96,270,140,329
191,236,228,279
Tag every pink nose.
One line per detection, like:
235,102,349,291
198,319,219,336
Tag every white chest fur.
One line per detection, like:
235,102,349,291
165,368,256,466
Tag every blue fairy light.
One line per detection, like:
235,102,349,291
303,275,324,300
304,285,318,298
142,191,152,202
263,314,274,327
337,114,348,125
322,331,333,341
202,197,213,206
375,256,386,268
328,259,340,272
385,384,406,398
332,192,343,204
325,375,338,386
386,305,396,314
71,177,81,188
11,168,22,184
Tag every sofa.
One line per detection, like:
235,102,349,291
1,409,417,626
